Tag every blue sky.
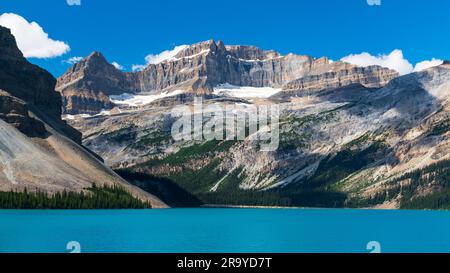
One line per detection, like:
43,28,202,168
1,0,449,76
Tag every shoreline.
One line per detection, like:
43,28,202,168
201,204,306,209
200,204,401,210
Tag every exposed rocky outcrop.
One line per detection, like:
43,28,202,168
56,40,398,114
0,25,81,143
0,90,46,137
0,26,62,120
282,65,397,92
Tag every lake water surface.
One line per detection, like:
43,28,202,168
0,209,449,253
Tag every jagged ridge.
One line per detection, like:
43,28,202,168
56,40,398,114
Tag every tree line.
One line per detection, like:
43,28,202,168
0,184,151,209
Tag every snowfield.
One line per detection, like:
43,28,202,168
110,90,184,107
213,83,281,99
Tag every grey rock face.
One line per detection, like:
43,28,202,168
0,26,81,143
56,40,398,114
0,26,62,120
0,90,46,137
56,52,138,114
282,65,398,92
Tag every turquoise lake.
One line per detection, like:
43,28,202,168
0,209,449,253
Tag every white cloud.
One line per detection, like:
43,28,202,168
67,0,81,6
0,13,70,58
64,56,83,64
413,58,443,72
132,45,188,71
132,64,146,72
341,49,443,76
341,49,413,76
112,61,124,70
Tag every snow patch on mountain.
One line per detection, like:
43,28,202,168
213,83,282,98
110,90,184,107
145,45,188,64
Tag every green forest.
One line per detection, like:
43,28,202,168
0,184,151,209
350,159,450,209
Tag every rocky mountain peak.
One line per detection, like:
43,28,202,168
85,51,109,65
69,51,115,74
56,50,140,114
0,26,24,61
216,40,225,50
87,50,106,59
0,26,60,119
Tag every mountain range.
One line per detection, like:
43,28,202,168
57,41,450,209
1,24,449,209
56,40,397,114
